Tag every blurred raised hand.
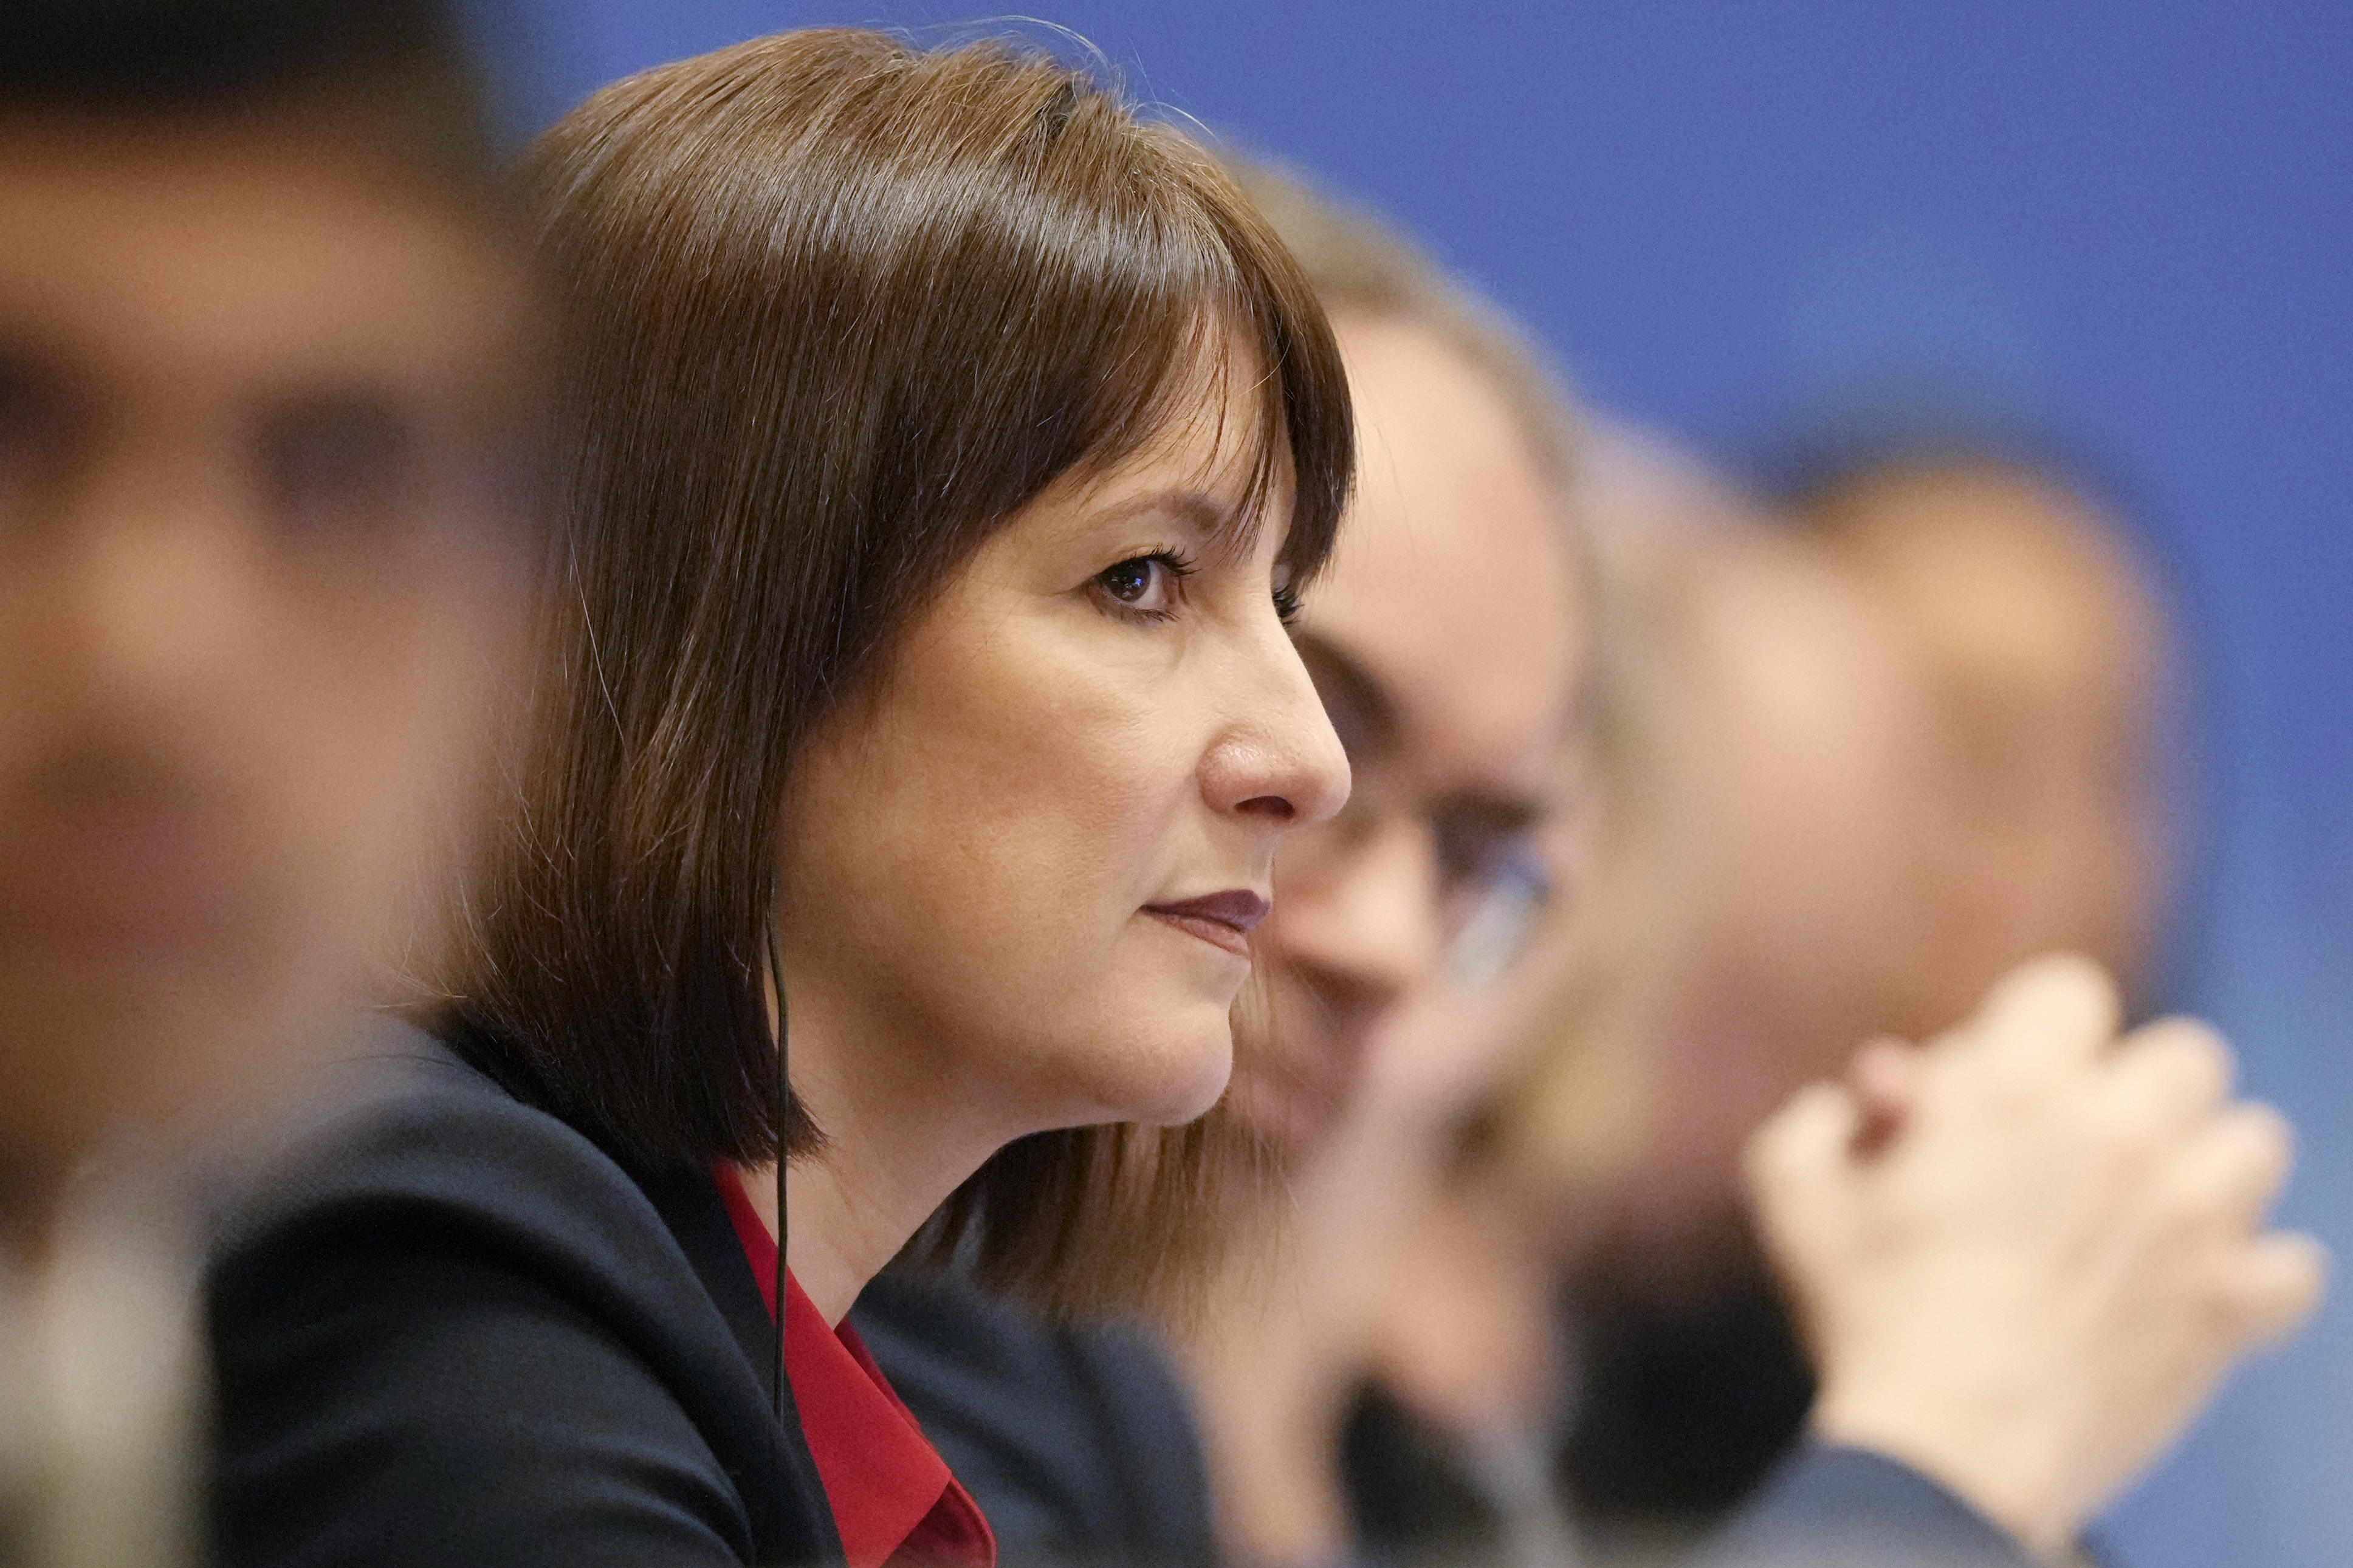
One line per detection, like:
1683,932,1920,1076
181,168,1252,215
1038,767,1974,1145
1747,954,2325,1558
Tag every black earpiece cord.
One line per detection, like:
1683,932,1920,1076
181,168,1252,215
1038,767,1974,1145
766,908,789,1425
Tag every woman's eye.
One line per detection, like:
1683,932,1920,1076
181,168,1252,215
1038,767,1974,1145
1095,552,1190,615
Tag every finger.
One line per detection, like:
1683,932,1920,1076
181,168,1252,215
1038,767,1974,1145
1745,1081,1860,1279
2221,1231,2328,1349
2104,1017,2236,1133
1845,1038,1924,1157
1963,951,2120,1072
1746,1081,1857,1211
2168,1101,2296,1233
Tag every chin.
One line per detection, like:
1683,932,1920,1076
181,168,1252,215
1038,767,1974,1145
2,980,215,1167
1072,995,1237,1128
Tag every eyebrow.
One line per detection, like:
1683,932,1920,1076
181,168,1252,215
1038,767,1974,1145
1437,790,1549,837
1089,487,1265,562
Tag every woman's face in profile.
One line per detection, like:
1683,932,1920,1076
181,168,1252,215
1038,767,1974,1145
778,349,1350,1146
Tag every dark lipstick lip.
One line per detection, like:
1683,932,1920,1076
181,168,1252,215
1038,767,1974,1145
1143,889,1271,936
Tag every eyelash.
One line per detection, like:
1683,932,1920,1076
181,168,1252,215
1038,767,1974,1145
1090,550,1305,626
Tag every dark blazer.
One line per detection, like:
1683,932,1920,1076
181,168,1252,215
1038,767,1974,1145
852,1272,1215,1568
204,1025,843,1568
1698,1443,2034,1567
857,1288,2034,1568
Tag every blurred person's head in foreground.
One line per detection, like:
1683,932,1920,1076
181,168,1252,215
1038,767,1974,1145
0,0,543,1216
1773,412,2177,1038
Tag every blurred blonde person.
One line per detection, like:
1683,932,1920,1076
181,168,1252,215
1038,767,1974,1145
1175,172,2317,1568
1534,436,2186,1548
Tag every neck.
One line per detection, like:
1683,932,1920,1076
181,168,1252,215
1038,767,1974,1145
747,973,1025,1328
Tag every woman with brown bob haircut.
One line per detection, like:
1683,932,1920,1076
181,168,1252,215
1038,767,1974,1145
206,28,1352,1568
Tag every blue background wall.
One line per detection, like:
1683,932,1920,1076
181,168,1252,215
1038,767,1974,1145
475,5,2353,1563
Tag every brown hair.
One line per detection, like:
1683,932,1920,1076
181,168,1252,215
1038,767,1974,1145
443,30,1350,1315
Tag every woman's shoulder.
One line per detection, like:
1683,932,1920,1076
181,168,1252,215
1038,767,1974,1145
853,1270,1215,1567
211,1024,665,1265
204,1021,842,1568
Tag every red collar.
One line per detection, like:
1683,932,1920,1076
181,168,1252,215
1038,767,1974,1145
715,1166,995,1568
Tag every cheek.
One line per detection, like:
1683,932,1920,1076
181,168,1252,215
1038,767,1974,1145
785,628,1238,1125
243,567,519,979
0,570,508,1164
26,549,509,972
875,635,1192,931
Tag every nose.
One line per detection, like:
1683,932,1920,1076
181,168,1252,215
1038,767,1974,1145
1202,620,1352,830
55,442,254,716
